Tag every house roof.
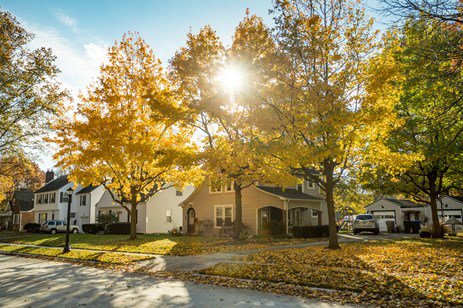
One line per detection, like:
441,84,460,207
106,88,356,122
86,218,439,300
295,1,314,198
384,198,425,208
75,185,99,195
449,196,463,203
35,175,70,193
256,186,321,201
12,190,34,211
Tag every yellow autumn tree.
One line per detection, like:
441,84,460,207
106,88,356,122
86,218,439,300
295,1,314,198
170,15,292,238
53,33,201,239
259,0,381,249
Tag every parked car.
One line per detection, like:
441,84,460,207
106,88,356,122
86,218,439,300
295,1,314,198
353,214,379,235
40,220,79,234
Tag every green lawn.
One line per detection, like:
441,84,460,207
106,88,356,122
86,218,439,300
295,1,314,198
201,237,463,306
0,232,324,256
0,244,151,264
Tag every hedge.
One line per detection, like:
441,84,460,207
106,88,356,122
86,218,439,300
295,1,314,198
104,222,131,235
23,223,41,233
292,225,329,238
82,223,105,234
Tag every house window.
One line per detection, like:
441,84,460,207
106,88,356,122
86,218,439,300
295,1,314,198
175,190,183,196
311,209,319,218
44,193,49,204
13,214,19,224
52,213,55,220
38,194,43,204
307,181,315,189
70,212,76,218
166,210,172,223
297,183,303,192
209,180,223,194
50,192,55,203
80,195,87,206
60,192,69,203
225,180,234,193
214,205,233,228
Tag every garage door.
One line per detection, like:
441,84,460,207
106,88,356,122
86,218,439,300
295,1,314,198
371,211,396,232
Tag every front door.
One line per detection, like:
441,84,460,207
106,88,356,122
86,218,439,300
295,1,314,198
187,208,195,234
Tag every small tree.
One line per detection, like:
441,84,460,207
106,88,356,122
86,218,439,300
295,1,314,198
53,33,200,240
96,213,118,224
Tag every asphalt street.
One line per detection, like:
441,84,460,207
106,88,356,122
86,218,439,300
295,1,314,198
0,254,352,308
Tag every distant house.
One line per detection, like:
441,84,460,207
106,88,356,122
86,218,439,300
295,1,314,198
33,173,76,224
0,190,34,230
179,177,327,236
74,185,105,227
366,196,463,232
32,171,104,229
95,185,195,234
432,196,463,221
365,198,427,232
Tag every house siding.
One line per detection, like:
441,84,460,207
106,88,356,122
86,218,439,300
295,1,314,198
182,180,324,236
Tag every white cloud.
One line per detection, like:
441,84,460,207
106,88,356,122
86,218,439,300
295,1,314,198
17,19,108,170
84,42,108,67
53,9,78,32
22,21,107,99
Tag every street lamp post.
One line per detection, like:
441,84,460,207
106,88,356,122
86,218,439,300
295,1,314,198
63,187,74,253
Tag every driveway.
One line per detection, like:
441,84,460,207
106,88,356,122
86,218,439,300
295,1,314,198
0,255,352,307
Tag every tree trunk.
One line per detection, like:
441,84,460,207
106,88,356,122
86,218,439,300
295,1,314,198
429,193,444,238
234,183,243,239
428,173,444,238
130,205,137,240
324,162,340,249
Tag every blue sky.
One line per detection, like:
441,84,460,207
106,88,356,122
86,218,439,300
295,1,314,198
2,0,385,170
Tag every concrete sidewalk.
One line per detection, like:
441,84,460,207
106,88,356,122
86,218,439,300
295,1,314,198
134,233,419,272
0,255,352,307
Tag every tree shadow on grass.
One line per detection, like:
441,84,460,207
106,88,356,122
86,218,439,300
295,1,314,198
200,240,463,306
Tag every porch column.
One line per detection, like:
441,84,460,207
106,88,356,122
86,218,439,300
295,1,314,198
284,200,289,235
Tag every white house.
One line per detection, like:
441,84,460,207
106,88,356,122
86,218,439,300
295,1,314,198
33,174,79,224
74,185,105,228
366,196,463,232
365,198,427,232
33,171,106,230
95,185,195,234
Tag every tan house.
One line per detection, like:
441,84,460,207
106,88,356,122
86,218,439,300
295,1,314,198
180,178,328,236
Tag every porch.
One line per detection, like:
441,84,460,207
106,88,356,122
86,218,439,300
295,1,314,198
257,202,323,236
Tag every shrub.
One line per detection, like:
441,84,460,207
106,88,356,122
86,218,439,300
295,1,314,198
420,230,432,238
96,213,118,224
292,225,329,238
23,223,41,233
82,223,105,234
104,222,131,235
261,221,285,238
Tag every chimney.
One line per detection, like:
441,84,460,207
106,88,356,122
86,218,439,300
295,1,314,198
45,169,55,183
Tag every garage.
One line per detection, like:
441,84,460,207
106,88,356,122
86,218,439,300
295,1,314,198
371,210,396,232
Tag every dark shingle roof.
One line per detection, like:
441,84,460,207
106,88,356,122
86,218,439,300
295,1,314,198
385,198,425,208
450,196,463,203
75,185,99,195
257,186,321,200
13,191,34,211
35,175,70,193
